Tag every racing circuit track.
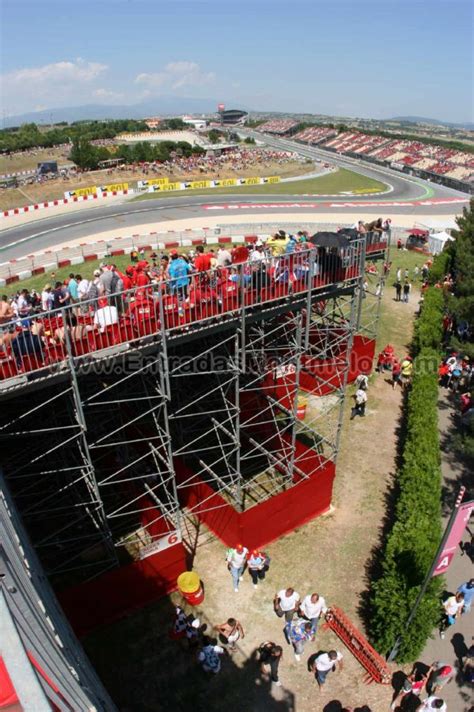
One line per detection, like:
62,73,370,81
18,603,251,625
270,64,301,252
0,132,470,262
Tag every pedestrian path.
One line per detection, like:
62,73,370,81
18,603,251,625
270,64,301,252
420,390,473,712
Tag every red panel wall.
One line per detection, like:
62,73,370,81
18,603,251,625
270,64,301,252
59,542,187,636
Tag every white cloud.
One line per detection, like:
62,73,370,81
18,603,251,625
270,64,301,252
4,58,107,85
2,58,109,116
135,61,215,91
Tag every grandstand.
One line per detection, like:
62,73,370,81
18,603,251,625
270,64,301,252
315,131,474,186
257,119,300,135
293,126,337,144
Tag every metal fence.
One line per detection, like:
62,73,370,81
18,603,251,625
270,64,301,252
0,240,369,389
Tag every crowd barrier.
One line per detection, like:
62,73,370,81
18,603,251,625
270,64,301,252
0,227,390,286
0,242,366,387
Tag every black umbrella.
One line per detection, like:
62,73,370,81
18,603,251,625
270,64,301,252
309,232,350,249
338,227,359,240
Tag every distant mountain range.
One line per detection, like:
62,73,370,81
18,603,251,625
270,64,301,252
2,96,232,127
388,116,474,130
3,101,473,132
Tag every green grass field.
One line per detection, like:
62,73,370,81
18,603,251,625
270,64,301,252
132,168,388,202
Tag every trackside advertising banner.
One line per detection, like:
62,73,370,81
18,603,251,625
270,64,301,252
432,500,473,576
64,185,98,198
64,183,129,198
145,175,281,193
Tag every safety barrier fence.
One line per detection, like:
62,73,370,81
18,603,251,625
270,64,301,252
0,227,390,285
0,241,366,388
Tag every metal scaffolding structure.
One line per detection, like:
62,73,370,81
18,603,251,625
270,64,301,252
0,234,388,590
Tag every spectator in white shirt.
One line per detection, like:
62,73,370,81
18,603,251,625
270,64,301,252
217,247,232,267
311,650,343,687
274,587,300,622
93,305,119,331
299,592,327,631
41,284,53,312
226,544,249,592
250,245,265,262
77,275,91,314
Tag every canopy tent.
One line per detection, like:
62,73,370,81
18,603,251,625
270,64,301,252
428,230,454,255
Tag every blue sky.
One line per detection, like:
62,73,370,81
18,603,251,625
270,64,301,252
1,0,473,123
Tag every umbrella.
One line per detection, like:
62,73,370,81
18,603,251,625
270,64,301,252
337,227,359,240
310,232,350,249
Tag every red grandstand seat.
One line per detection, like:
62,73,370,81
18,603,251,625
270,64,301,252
45,342,67,364
0,357,19,380
19,354,45,373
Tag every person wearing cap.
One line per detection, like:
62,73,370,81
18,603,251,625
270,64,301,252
427,661,453,694
274,587,300,622
400,356,413,390
226,544,249,592
248,550,269,589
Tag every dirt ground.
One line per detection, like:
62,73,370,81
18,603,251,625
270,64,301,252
83,251,427,711
0,158,310,210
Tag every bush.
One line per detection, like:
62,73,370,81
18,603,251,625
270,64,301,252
370,297,444,661
413,288,444,353
429,252,451,284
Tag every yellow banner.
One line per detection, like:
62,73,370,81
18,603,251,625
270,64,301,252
240,177,261,185
146,177,169,186
100,182,129,193
155,182,182,192
69,185,98,197
187,180,212,190
214,178,237,187
263,176,280,184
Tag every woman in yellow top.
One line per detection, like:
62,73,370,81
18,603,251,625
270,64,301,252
400,356,413,389
266,232,289,256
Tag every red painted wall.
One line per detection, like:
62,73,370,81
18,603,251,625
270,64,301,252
59,541,187,636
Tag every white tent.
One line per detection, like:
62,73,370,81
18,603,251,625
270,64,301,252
428,230,454,255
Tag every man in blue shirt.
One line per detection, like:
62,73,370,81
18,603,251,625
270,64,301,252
457,578,474,613
285,618,313,661
168,252,192,299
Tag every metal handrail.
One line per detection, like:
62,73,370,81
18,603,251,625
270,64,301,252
0,241,367,389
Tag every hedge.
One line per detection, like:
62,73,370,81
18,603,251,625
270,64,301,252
370,287,444,662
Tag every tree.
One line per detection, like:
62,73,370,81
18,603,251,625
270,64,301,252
450,197,474,321
208,129,221,144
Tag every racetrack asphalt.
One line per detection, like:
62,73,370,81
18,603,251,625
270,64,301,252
0,134,469,262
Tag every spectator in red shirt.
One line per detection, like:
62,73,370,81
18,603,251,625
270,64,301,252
232,245,249,264
127,292,157,323
194,245,212,272
134,261,151,288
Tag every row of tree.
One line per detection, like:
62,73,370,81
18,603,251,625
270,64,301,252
370,287,445,662
0,118,188,154
444,199,474,461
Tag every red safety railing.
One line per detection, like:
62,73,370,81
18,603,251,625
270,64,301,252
323,606,391,685
0,241,367,387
